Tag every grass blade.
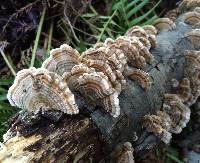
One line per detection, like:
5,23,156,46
126,0,148,19
166,153,183,163
97,10,117,43
125,0,140,11
129,0,161,27
0,78,13,86
0,95,7,101
0,101,17,111
0,49,16,76
0,88,7,93
141,15,158,26
30,5,46,67
112,1,123,10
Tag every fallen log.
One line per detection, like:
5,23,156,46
0,0,200,162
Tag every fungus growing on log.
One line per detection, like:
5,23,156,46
138,37,151,50
125,26,149,39
1,0,200,162
194,7,200,13
176,78,192,103
178,0,200,13
34,22,153,118
153,18,175,32
7,68,79,114
42,44,81,75
184,50,200,105
115,142,135,163
126,69,152,90
163,94,191,134
146,34,157,49
86,59,117,85
78,71,115,99
165,9,178,21
185,29,200,49
142,25,157,35
63,64,93,90
184,11,200,25
143,9,200,143
143,111,172,144
114,37,146,68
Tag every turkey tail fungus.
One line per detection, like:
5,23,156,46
1,0,200,162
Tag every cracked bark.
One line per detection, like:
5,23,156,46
0,12,195,163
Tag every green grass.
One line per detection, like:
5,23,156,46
30,5,47,67
58,0,161,52
0,77,19,141
165,147,184,163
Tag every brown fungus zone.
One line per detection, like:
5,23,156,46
7,68,79,115
7,23,156,118
142,1,200,144
153,18,176,32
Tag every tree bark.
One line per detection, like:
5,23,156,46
0,5,197,163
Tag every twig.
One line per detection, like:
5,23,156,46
63,5,80,43
0,49,16,76
41,32,61,45
30,5,47,67
3,0,41,31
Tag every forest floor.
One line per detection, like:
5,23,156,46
0,0,199,163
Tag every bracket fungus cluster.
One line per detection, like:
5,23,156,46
7,24,156,118
7,67,79,115
143,1,200,144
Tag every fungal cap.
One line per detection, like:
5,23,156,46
42,44,81,75
7,68,79,115
163,94,191,134
185,50,200,67
165,9,178,21
101,92,120,118
142,25,158,35
143,111,172,144
78,71,114,100
138,37,151,50
184,11,200,25
176,78,192,103
153,18,176,32
77,71,120,117
114,36,147,68
148,34,157,49
86,59,117,85
63,63,93,90
194,7,200,13
127,69,152,90
178,0,200,13
185,29,200,49
125,26,148,39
